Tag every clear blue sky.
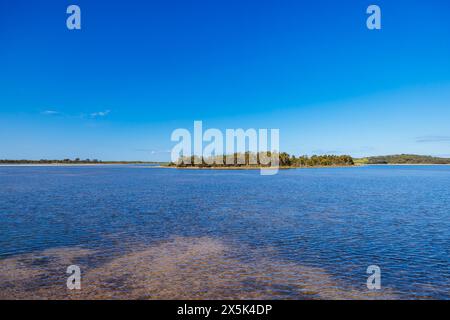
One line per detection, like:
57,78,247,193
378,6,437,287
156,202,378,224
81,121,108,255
1,0,449,161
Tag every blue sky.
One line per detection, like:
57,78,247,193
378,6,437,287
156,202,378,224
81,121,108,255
1,0,449,161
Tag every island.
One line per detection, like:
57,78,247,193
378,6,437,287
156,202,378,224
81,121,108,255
167,153,354,169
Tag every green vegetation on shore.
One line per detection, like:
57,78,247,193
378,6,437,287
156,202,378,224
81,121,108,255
169,152,354,168
355,154,450,165
0,159,163,165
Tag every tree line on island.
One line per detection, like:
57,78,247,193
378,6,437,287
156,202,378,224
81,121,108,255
169,152,355,168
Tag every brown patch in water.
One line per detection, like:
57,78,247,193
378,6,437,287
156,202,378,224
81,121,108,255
0,237,397,299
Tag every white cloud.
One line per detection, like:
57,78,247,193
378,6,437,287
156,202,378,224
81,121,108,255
41,110,60,115
90,110,111,118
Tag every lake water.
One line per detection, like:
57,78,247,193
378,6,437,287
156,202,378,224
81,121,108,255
0,165,449,299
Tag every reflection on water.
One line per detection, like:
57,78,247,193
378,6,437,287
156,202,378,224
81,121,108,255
0,165,450,299
0,237,396,299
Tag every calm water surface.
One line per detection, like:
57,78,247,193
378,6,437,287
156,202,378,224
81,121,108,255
0,165,449,299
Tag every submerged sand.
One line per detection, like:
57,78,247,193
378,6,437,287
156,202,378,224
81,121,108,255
0,237,397,300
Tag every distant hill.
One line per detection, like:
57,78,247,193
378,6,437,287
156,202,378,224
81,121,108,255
356,154,450,165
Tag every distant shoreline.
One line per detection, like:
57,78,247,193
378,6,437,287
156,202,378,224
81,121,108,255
0,163,163,167
1,163,450,168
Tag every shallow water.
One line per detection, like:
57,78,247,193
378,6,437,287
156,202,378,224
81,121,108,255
0,165,449,299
